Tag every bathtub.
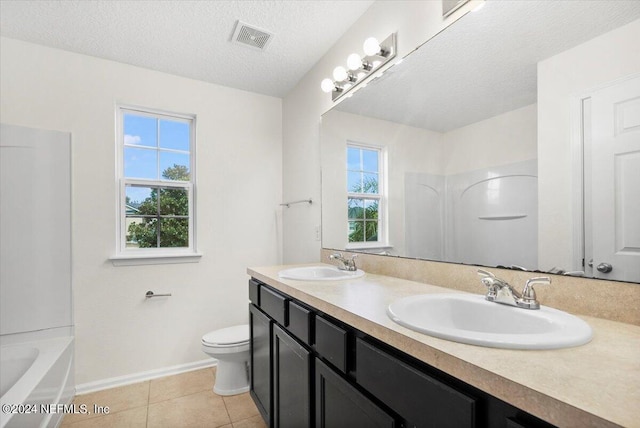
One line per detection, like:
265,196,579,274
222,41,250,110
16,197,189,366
0,336,74,428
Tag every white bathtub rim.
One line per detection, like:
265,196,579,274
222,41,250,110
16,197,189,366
0,346,40,397
0,336,73,427
39,345,75,428
0,327,73,346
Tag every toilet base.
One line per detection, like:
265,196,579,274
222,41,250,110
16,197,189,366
213,384,250,396
213,358,250,396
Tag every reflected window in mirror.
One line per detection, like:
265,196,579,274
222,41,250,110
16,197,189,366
346,143,385,247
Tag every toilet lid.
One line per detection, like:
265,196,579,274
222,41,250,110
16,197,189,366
202,325,249,346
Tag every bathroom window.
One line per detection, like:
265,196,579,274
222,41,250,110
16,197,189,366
346,143,385,246
113,106,199,265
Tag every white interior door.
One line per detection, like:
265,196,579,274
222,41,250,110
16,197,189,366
588,75,640,281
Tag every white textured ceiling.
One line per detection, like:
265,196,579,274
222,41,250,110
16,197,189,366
0,0,374,98
335,1,640,132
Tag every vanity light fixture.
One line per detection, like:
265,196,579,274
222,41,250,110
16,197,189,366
321,33,396,101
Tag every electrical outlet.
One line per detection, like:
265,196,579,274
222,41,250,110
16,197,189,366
314,225,321,241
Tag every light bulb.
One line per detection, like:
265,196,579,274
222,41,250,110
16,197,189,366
363,37,381,56
320,78,335,93
347,53,362,71
332,66,348,81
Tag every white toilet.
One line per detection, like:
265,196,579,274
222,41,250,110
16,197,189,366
201,324,250,396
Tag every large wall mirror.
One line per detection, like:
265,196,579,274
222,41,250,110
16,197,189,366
321,1,640,283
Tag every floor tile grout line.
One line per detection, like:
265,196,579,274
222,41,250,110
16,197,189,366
146,379,151,428
221,395,233,426
148,386,215,405
232,414,263,425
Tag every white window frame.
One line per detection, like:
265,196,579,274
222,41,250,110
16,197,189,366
345,142,388,249
111,105,201,266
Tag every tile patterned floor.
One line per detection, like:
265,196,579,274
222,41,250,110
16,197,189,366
61,367,266,428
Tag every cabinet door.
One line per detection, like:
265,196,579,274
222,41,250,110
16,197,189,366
316,359,395,428
356,338,476,428
273,324,311,428
250,304,272,425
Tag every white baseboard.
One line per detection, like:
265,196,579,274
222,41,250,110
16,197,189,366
75,358,217,395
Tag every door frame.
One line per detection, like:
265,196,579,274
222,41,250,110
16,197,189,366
570,73,640,276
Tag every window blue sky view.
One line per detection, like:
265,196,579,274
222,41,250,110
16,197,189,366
347,146,378,172
126,185,152,207
347,146,379,193
124,113,190,182
123,113,191,202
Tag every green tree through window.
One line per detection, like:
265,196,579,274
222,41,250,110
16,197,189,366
348,176,379,242
127,164,190,248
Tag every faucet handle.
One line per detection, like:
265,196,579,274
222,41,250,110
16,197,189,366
477,269,496,279
522,276,551,302
346,253,358,270
477,269,500,295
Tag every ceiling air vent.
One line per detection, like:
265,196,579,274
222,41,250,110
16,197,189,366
231,20,274,51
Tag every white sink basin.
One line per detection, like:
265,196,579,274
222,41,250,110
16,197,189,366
278,266,365,281
387,293,592,350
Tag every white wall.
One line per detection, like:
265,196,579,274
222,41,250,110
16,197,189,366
537,19,640,271
442,103,537,175
282,0,477,263
0,37,282,385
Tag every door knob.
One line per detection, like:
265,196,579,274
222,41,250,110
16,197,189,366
596,263,613,273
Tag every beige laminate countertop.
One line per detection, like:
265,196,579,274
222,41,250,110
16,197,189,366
248,264,640,428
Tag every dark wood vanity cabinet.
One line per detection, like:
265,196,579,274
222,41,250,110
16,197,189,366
356,338,476,428
249,302,272,424
248,279,555,428
272,324,311,427
315,358,395,428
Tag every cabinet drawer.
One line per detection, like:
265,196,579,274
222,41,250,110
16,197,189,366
248,279,260,306
356,338,477,428
315,316,348,373
287,301,312,346
260,286,287,326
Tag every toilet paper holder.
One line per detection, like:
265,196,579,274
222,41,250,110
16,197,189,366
145,290,172,298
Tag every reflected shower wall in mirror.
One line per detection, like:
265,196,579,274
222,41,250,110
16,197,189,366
320,1,640,283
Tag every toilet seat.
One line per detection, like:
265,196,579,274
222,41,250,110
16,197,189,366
202,325,249,348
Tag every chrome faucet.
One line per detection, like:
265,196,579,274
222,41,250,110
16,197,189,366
329,252,358,271
477,269,550,310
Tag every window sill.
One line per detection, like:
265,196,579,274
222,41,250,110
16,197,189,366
345,243,393,251
109,252,203,267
